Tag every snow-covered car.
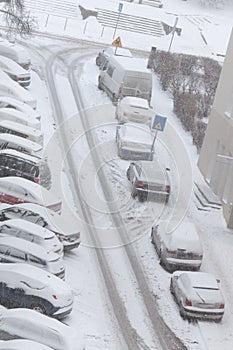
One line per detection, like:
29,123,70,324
0,219,63,257
0,120,43,145
0,108,40,130
126,161,171,202
96,46,132,70
0,150,51,189
0,55,31,87
0,236,65,279
0,203,81,251
0,134,43,157
0,263,72,318
151,220,203,271
0,340,54,350
115,96,154,124
0,177,62,213
0,308,85,350
0,96,40,121
170,271,225,322
0,71,36,109
116,123,154,160
0,39,31,70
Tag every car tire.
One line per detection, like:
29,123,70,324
138,193,145,202
112,94,118,106
179,302,187,320
170,280,174,295
126,168,130,180
98,79,103,90
31,303,47,315
165,194,169,204
150,230,154,244
96,56,101,66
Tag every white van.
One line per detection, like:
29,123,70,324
0,71,36,109
0,55,31,87
0,96,40,121
98,56,152,104
0,39,31,70
0,133,42,157
0,120,43,145
0,219,63,256
0,108,40,130
0,236,65,279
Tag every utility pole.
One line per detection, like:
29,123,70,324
113,2,123,39
168,17,179,53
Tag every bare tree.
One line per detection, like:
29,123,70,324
0,0,35,37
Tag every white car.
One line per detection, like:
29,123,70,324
0,71,36,109
0,308,85,350
0,108,40,130
0,177,62,213
0,55,31,87
0,340,54,350
0,134,43,157
115,96,154,124
0,263,73,318
0,96,40,121
0,203,81,251
170,271,225,322
0,38,31,70
116,123,154,160
151,220,203,271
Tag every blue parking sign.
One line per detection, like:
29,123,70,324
118,2,123,12
152,115,167,131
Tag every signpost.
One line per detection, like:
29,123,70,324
151,114,167,152
168,17,179,53
113,2,123,39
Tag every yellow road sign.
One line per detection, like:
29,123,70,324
112,36,122,47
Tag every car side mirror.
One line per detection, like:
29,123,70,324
166,167,170,171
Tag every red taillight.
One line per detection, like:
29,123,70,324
219,303,224,309
136,181,143,187
165,185,170,193
34,177,40,183
185,298,192,306
52,294,57,300
166,248,177,254
118,87,122,95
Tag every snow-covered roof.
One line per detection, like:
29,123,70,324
0,108,38,123
121,96,149,108
120,123,153,144
185,272,219,290
0,96,40,120
111,56,151,74
136,160,167,183
0,39,30,64
0,120,42,137
0,339,54,350
0,219,54,239
0,149,42,163
0,133,42,152
0,55,29,75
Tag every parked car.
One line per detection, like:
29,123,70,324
126,161,171,202
0,134,43,157
0,55,31,87
0,71,36,109
0,149,51,189
0,39,31,70
0,340,54,350
0,308,85,350
0,236,65,279
115,96,154,124
96,46,132,70
0,219,63,257
0,263,72,318
0,108,40,129
0,203,81,251
0,96,40,121
0,177,62,213
170,271,225,322
98,56,152,104
151,220,203,271
0,120,43,145
116,123,154,160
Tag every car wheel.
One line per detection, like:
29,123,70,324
126,168,130,180
165,194,169,204
170,280,174,295
98,79,103,90
112,94,118,105
179,302,187,320
31,303,47,315
138,193,145,202
150,230,154,244
96,56,100,66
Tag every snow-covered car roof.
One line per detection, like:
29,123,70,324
0,55,29,75
0,308,85,350
0,263,70,293
180,271,219,290
120,96,150,108
135,160,169,183
0,236,59,260
0,133,42,152
0,339,54,350
0,96,40,120
112,56,151,74
0,39,30,64
119,123,154,144
0,108,39,125
0,219,55,239
0,149,42,163
0,120,42,137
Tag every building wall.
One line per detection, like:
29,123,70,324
198,29,233,227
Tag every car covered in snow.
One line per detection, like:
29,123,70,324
170,271,225,322
0,219,63,257
96,45,132,70
151,220,203,271
0,55,31,87
115,96,154,124
0,120,43,145
0,308,85,350
0,203,81,251
126,160,171,202
0,263,73,318
0,134,43,157
0,108,40,130
0,236,65,279
0,340,54,350
116,123,154,160
0,39,31,70
0,177,62,213
0,96,40,121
